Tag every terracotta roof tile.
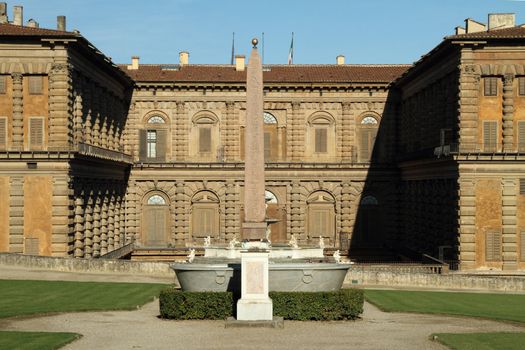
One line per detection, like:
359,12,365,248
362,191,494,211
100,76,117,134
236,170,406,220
447,25,525,40
0,23,75,37
120,64,410,84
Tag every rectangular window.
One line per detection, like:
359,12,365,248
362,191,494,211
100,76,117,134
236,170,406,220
484,77,497,96
518,121,525,152
199,127,211,153
0,117,6,149
483,121,497,152
519,77,525,96
485,230,501,262
0,75,6,94
315,128,327,153
28,76,43,95
264,132,271,159
146,130,157,158
29,117,44,149
520,179,525,195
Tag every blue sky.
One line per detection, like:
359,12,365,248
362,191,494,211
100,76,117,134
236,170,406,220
11,0,525,65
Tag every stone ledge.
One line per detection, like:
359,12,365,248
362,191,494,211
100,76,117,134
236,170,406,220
225,316,284,329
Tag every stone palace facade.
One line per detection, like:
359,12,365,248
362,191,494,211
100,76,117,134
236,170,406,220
0,4,524,271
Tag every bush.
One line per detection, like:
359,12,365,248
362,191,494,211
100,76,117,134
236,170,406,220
271,289,364,320
159,288,363,321
159,288,233,320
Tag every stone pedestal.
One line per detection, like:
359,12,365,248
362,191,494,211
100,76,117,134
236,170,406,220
241,222,267,241
236,250,273,321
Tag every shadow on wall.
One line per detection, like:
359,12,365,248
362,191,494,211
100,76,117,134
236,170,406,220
348,88,460,265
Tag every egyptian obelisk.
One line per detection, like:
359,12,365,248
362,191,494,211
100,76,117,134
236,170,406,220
236,38,273,322
241,38,267,241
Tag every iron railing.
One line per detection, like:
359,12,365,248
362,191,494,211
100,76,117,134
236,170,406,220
78,143,133,163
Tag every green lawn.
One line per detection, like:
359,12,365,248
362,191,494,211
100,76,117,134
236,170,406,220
364,290,525,323
0,279,168,318
0,331,80,350
433,332,525,350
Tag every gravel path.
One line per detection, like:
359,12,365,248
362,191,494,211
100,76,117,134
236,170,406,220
1,300,523,350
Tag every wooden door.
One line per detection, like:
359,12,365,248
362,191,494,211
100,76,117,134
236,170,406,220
266,203,287,243
143,206,168,246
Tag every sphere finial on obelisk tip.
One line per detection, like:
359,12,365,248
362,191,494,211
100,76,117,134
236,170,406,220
252,38,258,48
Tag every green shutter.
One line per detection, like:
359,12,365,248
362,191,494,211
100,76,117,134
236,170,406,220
485,230,501,262
0,76,6,94
519,77,525,96
29,117,44,149
483,121,497,152
518,121,525,152
156,129,167,162
28,76,43,95
138,129,147,161
0,117,6,148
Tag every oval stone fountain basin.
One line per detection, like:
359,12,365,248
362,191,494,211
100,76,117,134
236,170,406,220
172,262,351,292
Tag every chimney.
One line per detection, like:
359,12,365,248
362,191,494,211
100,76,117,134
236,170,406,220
235,54,245,71
336,55,345,65
465,18,486,33
488,13,515,31
57,15,66,31
129,56,140,70
0,3,8,24
26,18,38,28
179,51,189,66
13,5,22,26
455,26,466,35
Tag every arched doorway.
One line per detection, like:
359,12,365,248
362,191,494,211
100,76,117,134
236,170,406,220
265,190,287,243
307,191,336,245
191,190,220,243
354,195,381,247
142,193,170,246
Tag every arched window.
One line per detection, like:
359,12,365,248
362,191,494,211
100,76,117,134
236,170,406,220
263,112,278,124
307,114,335,159
263,112,279,161
361,195,378,206
142,192,170,246
191,190,220,240
359,114,379,162
265,190,278,203
139,114,169,162
264,189,287,243
191,114,219,160
306,191,335,244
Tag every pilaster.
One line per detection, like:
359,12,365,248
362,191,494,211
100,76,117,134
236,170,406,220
501,178,518,270
502,74,515,151
11,73,23,150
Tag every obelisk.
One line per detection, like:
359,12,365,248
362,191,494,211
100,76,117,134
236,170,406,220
242,38,267,241
236,38,273,322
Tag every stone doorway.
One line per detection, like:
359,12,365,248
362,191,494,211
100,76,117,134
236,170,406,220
142,194,169,247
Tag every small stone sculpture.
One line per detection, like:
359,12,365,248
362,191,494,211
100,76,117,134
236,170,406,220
204,236,211,247
333,250,341,263
265,225,272,245
228,237,239,249
187,248,195,263
288,234,298,249
319,236,325,249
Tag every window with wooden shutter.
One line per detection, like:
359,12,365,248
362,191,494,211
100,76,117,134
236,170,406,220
518,121,525,152
315,128,328,153
483,121,497,152
199,127,211,153
485,230,501,261
519,77,525,96
28,76,43,95
521,231,525,262
0,75,6,94
484,77,497,96
146,130,157,158
0,117,6,149
138,129,147,161
156,129,167,161
29,117,44,149
520,179,525,195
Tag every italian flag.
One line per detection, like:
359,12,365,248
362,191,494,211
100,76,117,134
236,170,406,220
288,33,294,64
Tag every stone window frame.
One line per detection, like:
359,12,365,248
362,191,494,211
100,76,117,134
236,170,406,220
0,116,7,149
358,112,380,162
28,116,45,150
306,190,336,243
0,75,7,94
482,120,498,152
307,112,336,159
191,112,220,159
483,76,498,97
141,191,171,247
190,190,221,240
140,112,170,162
28,75,44,95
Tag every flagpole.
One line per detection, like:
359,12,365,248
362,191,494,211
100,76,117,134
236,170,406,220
288,32,294,64
262,32,265,65
231,32,235,65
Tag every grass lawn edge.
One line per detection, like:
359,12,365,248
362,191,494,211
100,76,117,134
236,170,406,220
0,331,82,350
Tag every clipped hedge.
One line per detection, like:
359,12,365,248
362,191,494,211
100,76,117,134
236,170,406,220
159,288,233,320
271,289,363,320
159,288,363,321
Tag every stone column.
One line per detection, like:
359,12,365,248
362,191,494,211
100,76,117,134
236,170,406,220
100,193,109,255
73,80,83,146
84,189,94,258
92,194,101,257
11,73,23,150
174,181,187,246
9,176,24,253
107,191,115,252
224,180,237,243
48,62,73,150
502,74,515,152
290,101,303,161
242,41,266,240
289,181,304,241
73,187,85,258
458,62,480,152
340,182,352,250
114,195,121,249
224,101,235,161
92,86,101,147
